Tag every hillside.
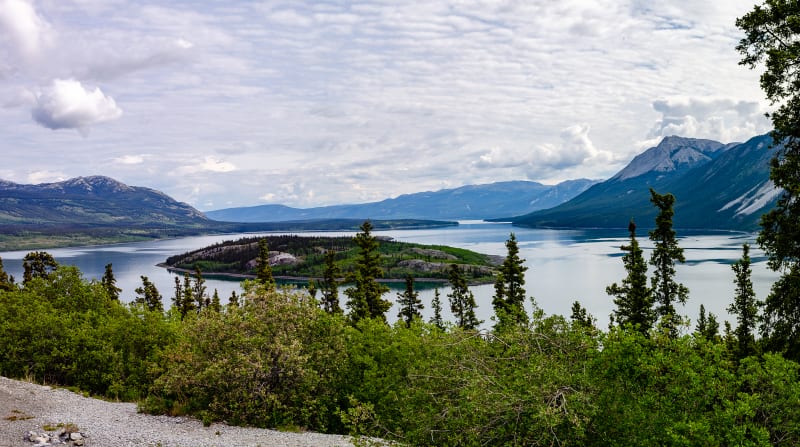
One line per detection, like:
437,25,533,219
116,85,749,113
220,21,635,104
163,234,501,283
510,134,780,230
206,179,598,222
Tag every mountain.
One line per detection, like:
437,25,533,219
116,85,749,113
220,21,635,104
510,134,780,230
0,175,209,227
206,179,598,222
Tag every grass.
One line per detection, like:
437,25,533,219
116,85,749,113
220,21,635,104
4,409,33,421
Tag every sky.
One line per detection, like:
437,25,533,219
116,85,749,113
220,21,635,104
0,0,774,211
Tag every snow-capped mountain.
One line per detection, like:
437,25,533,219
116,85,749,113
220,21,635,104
511,134,779,230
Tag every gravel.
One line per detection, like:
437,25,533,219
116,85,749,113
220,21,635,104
0,376,357,447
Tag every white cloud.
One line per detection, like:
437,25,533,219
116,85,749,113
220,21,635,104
176,156,237,175
114,154,145,165
31,79,122,134
27,170,66,184
646,96,771,144
0,0,53,61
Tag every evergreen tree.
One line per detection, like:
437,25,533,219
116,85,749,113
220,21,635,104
210,289,222,313
134,275,163,312
344,221,390,322
430,288,444,330
22,251,57,284
172,275,183,312
738,1,800,359
256,238,276,290
397,274,423,327
320,250,342,314
695,304,719,342
607,218,655,334
648,189,688,338
728,243,760,358
448,263,481,330
100,263,121,301
181,272,196,317
0,256,14,292
193,266,207,310
570,300,595,330
229,290,240,309
492,233,529,330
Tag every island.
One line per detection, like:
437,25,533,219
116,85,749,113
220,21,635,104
161,235,501,284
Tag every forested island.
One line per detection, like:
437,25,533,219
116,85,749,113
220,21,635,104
161,233,501,284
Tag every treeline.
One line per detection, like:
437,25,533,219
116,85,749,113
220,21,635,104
2,200,800,445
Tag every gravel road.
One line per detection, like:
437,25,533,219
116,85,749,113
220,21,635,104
0,376,356,447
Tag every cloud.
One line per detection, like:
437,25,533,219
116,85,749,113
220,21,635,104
31,79,122,134
176,156,237,175
114,155,145,165
0,0,53,61
646,96,771,144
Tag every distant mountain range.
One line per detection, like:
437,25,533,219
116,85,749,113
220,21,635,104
0,176,209,227
206,179,598,222
510,134,780,231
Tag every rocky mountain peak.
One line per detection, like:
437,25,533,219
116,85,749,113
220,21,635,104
611,136,728,182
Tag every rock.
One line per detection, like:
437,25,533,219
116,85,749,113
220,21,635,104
69,432,82,441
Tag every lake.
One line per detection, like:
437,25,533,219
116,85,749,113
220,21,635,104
0,222,778,331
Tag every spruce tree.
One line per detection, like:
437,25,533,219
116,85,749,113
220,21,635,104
181,272,196,317
397,274,423,327
728,243,760,358
193,266,207,310
134,275,163,312
430,288,444,330
607,218,655,334
448,263,481,330
210,289,222,313
320,250,342,314
101,263,121,301
695,304,719,342
344,221,390,322
229,290,240,309
256,238,276,290
570,301,595,329
648,189,688,338
492,233,529,330
738,2,800,359
173,275,183,313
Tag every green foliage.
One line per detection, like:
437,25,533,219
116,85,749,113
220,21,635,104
256,238,276,290
319,249,342,314
100,263,121,301
729,244,761,359
492,233,529,330
430,288,444,330
447,264,481,330
396,274,423,327
22,251,58,284
649,189,689,337
134,275,163,312
607,219,655,334
738,1,800,361
345,221,391,323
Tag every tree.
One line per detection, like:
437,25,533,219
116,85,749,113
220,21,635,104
100,263,121,301
256,238,276,290
181,272,196,317
210,289,222,313
134,275,163,312
193,266,208,310
606,219,655,334
648,189,689,337
738,2,800,359
430,288,444,330
397,274,423,327
344,221,390,322
172,275,183,313
695,304,720,342
570,300,595,330
492,233,529,330
22,251,57,284
229,290,240,309
728,244,761,358
0,256,14,292
448,264,481,330
320,250,342,314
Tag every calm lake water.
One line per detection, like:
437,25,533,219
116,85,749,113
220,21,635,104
0,222,778,330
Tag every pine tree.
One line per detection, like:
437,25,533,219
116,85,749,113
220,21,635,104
648,189,688,338
448,263,481,330
570,301,595,329
345,221,390,322
607,218,655,334
100,263,121,301
492,233,529,330
228,290,240,309
134,275,163,312
320,250,342,314
738,2,800,359
430,288,444,330
397,274,423,327
728,243,760,358
172,275,183,313
256,238,276,290
695,304,719,342
181,272,196,317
